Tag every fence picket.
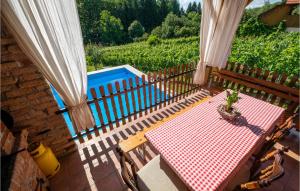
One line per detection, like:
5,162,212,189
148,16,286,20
182,65,188,98
263,72,279,102
99,86,114,131
187,64,193,96
172,67,176,103
107,84,120,127
91,88,106,134
174,66,180,101
277,74,288,106
249,68,262,95
129,78,137,120
153,73,158,111
122,80,132,122
236,65,247,91
163,69,167,107
135,76,143,117
168,68,172,105
158,71,163,109
255,70,270,99
148,74,153,113
142,75,148,115
115,82,126,125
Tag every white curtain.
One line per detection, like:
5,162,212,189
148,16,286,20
193,0,248,85
2,0,95,132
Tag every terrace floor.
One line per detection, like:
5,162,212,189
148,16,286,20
49,90,300,191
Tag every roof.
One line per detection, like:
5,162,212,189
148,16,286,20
286,0,300,5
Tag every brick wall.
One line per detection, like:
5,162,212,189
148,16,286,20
1,128,49,191
1,22,75,157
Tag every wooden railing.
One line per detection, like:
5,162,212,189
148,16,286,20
56,62,300,142
56,63,200,142
208,62,299,119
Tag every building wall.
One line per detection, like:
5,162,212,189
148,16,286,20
1,122,49,191
1,22,75,157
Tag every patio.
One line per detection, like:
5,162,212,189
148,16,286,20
1,0,299,190
49,91,299,191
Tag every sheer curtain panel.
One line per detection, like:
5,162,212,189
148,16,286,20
1,0,95,132
193,0,248,85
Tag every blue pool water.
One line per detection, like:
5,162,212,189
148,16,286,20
52,67,165,137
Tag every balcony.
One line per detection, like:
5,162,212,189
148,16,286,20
47,63,299,191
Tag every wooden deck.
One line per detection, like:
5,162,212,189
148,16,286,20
49,91,299,191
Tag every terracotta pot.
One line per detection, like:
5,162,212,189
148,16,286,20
217,104,241,121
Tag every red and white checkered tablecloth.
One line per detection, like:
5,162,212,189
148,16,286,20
145,91,284,191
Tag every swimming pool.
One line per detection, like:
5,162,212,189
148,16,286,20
52,65,164,137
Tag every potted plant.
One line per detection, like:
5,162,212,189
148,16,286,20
217,90,241,121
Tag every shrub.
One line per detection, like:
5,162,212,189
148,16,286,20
128,20,145,39
134,33,149,42
147,35,161,46
85,44,103,70
99,10,124,45
151,26,163,37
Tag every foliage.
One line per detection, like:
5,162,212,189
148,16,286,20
77,0,183,44
151,26,163,37
128,20,145,39
237,17,285,37
77,0,102,44
152,12,200,38
99,10,124,45
229,32,300,75
95,37,199,71
85,44,104,71
292,5,300,15
186,2,201,14
225,90,239,112
85,33,299,77
147,35,161,46
133,33,149,42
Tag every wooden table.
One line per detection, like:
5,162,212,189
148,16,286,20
145,91,284,191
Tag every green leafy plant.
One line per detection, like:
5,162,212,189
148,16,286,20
225,90,239,112
84,33,299,77
128,20,145,39
147,35,161,46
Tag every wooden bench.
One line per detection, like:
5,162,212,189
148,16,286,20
206,63,299,129
118,96,211,154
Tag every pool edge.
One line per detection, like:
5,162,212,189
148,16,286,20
87,65,145,78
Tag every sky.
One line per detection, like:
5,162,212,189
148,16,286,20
179,0,282,10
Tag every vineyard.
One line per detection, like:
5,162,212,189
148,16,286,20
86,32,300,76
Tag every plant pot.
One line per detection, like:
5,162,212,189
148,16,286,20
217,104,241,121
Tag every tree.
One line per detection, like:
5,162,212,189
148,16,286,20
180,7,185,15
160,13,183,38
197,2,202,14
128,20,145,39
139,0,159,32
151,11,200,38
168,0,180,16
77,0,102,44
158,0,169,23
99,10,124,44
186,2,193,14
186,1,198,13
